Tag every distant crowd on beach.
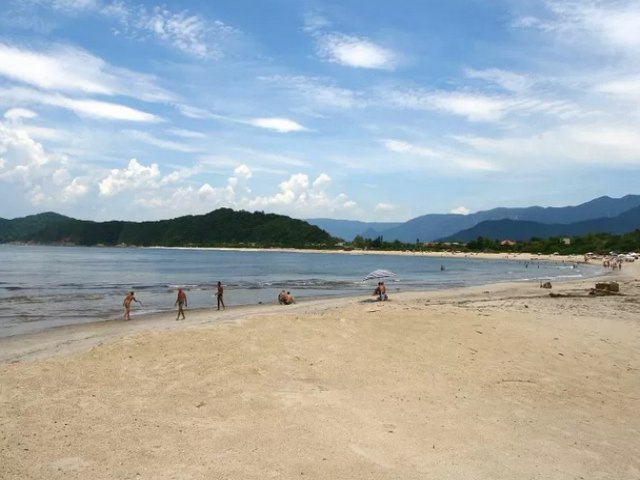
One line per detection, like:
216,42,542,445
123,277,395,321
122,283,299,321
602,257,624,270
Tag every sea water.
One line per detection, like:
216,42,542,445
0,244,604,337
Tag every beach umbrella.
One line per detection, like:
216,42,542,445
362,269,396,281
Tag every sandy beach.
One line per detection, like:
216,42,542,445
1,257,639,479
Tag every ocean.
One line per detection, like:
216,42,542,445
0,244,603,338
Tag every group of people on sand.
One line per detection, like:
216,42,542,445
122,281,225,321
278,290,295,305
123,282,298,321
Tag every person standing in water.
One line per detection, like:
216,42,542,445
175,288,187,320
123,291,141,320
216,281,225,310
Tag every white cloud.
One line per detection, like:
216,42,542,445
450,206,470,215
158,166,200,187
248,172,356,217
26,1,241,59
247,117,308,133
0,123,50,185
453,123,640,169
28,185,51,205
427,92,509,122
0,87,161,122
563,1,640,53
140,7,214,58
125,130,200,152
167,128,207,139
51,0,100,12
0,43,173,102
384,87,581,122
18,125,68,142
381,137,500,173
382,139,438,158
303,11,331,33
234,164,252,180
62,177,89,201
567,125,640,159
596,75,640,100
105,4,239,59
0,121,77,208
259,75,364,109
464,68,533,93
316,33,397,70
57,97,160,122
514,1,640,58
4,108,38,121
225,147,311,168
174,104,229,121
456,157,501,172
98,158,160,196
374,203,396,213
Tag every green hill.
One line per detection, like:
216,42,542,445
0,209,338,248
0,212,72,243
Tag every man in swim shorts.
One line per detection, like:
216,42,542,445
175,288,187,320
216,281,225,310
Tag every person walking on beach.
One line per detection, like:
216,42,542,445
123,291,141,320
216,281,225,310
175,288,187,320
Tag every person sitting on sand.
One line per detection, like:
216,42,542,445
123,291,141,320
378,282,388,302
373,282,381,297
278,290,287,305
284,291,295,305
175,288,187,320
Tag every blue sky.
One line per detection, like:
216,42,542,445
1,0,639,222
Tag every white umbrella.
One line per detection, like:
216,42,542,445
362,269,396,281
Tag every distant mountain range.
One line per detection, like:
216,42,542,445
4,195,639,247
304,219,402,242
0,209,337,248
308,195,640,242
440,205,640,242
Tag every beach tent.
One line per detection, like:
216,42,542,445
362,269,396,281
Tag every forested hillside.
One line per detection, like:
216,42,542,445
0,209,338,248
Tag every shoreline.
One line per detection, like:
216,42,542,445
0,262,622,364
7,242,591,264
0,245,606,342
150,244,590,263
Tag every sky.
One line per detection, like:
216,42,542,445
1,0,639,223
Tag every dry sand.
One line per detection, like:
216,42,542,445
1,260,639,479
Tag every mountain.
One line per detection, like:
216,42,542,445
373,194,640,243
305,218,401,241
0,208,337,248
0,212,71,243
441,205,640,242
